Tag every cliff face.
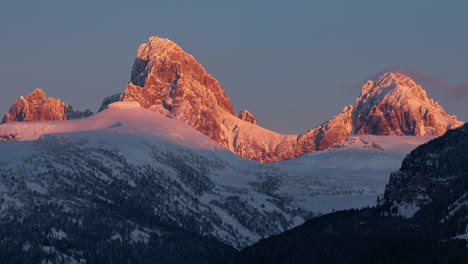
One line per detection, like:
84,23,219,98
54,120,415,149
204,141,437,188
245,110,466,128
384,123,468,210
120,37,235,147
2,89,92,123
100,36,463,162
380,123,468,243
295,106,353,153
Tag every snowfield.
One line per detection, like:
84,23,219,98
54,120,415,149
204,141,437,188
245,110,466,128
0,102,433,248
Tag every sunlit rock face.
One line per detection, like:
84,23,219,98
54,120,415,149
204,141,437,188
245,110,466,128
120,37,235,147
295,106,353,153
106,36,355,162
102,36,463,162
353,72,463,136
239,110,257,125
2,89,92,123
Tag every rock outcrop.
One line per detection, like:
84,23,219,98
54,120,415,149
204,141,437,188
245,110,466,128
2,89,93,123
239,110,257,125
100,36,463,162
66,106,93,120
294,106,353,153
384,122,468,209
98,93,122,112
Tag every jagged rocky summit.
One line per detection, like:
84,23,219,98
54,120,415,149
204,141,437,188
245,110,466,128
353,72,462,136
99,36,462,162
2,88,92,123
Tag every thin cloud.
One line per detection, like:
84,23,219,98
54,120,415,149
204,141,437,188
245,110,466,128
450,81,468,96
376,66,443,88
342,66,468,97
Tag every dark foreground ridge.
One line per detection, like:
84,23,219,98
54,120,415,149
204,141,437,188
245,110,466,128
235,208,467,264
235,123,468,264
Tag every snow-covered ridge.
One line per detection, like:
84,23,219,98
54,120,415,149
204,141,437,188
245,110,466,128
0,101,223,151
0,98,434,248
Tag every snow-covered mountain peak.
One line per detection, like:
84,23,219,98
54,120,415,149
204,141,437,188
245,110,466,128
375,72,417,88
353,72,463,136
359,72,424,103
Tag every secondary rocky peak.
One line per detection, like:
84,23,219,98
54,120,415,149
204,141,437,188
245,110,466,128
239,110,257,125
98,93,123,112
353,72,462,136
65,106,93,120
359,72,426,102
296,105,353,153
2,89,93,123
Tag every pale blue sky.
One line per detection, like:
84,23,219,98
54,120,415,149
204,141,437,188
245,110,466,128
1,0,467,133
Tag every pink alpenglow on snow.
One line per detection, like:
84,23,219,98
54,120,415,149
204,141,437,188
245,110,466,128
0,101,223,151
0,37,463,162
98,36,463,162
